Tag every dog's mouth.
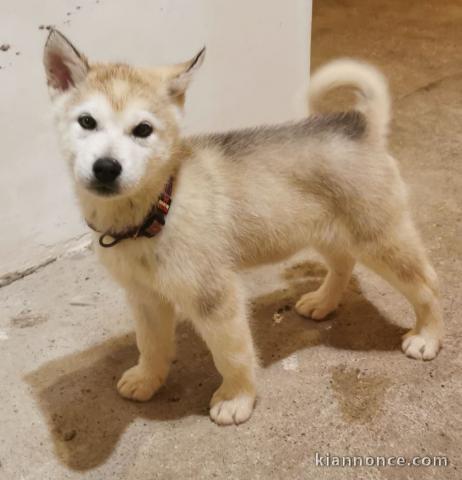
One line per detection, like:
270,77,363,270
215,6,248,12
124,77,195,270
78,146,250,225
88,181,120,197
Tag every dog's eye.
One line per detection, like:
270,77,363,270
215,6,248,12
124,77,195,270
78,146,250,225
132,122,153,138
78,114,97,130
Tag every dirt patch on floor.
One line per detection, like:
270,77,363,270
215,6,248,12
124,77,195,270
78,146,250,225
10,310,48,329
330,364,392,423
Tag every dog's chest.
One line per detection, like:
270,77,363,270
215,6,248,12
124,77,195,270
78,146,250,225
97,237,160,290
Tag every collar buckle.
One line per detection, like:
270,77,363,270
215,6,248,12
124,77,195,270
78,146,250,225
88,177,174,248
99,233,122,248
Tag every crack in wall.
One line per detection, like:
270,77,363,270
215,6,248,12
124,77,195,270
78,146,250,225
0,257,57,288
0,234,92,289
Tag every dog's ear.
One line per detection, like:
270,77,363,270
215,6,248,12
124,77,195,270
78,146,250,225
167,47,206,102
43,29,89,94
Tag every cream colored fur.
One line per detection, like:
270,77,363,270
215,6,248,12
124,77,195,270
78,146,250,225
308,58,390,145
44,30,444,426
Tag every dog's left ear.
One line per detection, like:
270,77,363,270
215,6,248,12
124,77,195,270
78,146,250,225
167,47,206,102
43,29,89,94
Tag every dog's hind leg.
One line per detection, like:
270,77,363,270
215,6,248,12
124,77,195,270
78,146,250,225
295,248,356,320
117,290,176,401
358,221,443,360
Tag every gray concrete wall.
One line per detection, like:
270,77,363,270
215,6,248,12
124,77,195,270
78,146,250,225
0,0,312,279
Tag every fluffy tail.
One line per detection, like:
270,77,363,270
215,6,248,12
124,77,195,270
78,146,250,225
308,58,391,145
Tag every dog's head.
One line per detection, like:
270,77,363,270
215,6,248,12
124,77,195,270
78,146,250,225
43,29,204,198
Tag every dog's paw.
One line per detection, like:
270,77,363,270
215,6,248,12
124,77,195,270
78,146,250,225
295,289,338,320
209,384,256,426
402,329,442,360
117,364,166,401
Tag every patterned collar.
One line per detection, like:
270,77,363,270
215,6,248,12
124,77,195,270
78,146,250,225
87,177,173,248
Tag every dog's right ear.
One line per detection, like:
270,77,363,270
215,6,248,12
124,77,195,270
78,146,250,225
43,29,89,94
165,47,206,106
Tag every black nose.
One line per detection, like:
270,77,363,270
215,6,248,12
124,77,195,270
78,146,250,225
93,158,122,184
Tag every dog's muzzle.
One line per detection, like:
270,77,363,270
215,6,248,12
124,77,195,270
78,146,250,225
90,157,122,195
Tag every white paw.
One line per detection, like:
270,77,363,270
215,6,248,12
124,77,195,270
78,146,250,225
210,385,256,426
402,330,442,360
117,364,166,401
295,289,338,320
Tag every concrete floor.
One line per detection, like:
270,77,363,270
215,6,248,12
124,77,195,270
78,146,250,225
1,0,461,478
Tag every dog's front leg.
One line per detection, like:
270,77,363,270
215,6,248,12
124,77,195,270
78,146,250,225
191,279,257,425
117,290,176,401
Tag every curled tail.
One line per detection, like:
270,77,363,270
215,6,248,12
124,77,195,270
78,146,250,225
308,58,391,146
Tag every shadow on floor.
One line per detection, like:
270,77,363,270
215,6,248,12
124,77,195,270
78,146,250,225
25,259,406,471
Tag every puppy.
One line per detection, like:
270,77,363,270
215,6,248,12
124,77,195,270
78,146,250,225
43,29,443,425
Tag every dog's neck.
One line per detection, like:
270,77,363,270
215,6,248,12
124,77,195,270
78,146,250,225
77,142,189,234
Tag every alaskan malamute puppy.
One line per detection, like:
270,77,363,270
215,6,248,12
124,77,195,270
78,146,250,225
43,29,443,425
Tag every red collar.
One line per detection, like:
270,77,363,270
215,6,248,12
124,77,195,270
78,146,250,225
87,177,173,248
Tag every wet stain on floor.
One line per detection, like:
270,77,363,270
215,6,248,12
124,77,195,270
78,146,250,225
330,364,391,423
